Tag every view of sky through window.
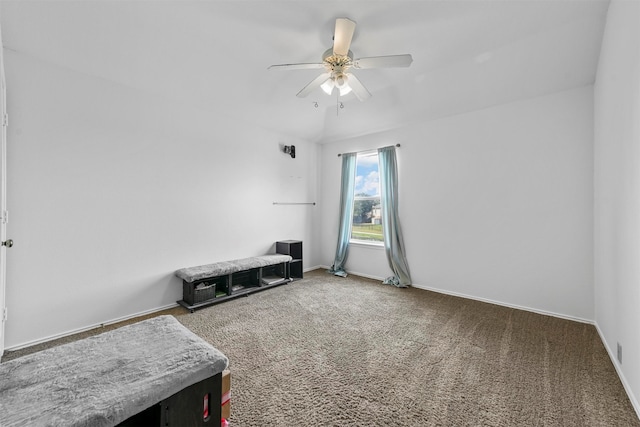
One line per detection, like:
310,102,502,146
354,153,379,197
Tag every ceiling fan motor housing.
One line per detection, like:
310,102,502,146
322,48,353,84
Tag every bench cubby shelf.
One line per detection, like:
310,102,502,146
276,240,303,280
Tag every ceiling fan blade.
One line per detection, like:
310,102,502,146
268,63,325,71
296,73,331,98
353,54,413,69
333,18,356,57
345,73,371,101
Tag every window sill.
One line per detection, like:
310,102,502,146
349,240,384,249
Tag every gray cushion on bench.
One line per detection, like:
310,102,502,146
175,254,293,283
0,315,228,427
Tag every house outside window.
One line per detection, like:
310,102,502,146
351,152,383,243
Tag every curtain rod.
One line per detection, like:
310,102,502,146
273,202,316,206
337,143,401,157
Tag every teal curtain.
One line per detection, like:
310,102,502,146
329,152,357,277
378,146,411,287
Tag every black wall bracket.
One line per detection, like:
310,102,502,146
283,145,296,158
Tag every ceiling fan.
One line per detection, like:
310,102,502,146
268,18,413,101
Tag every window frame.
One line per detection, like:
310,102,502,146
350,152,384,246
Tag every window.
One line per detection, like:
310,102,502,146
351,152,383,243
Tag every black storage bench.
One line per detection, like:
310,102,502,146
176,254,293,312
0,315,228,427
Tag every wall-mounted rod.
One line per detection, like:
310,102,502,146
273,202,316,206
338,143,401,157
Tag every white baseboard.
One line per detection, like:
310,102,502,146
410,282,593,325
5,303,179,352
314,265,387,282
343,270,385,282
7,267,330,351
321,267,592,324
594,323,640,420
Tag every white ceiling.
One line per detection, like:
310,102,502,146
0,0,609,143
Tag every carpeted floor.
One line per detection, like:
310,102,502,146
3,269,639,426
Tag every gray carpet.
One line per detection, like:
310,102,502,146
3,270,639,426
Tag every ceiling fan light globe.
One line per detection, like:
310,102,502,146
336,74,347,88
321,79,335,95
339,85,352,96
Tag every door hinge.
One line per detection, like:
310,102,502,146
2,307,6,322
1,210,7,224
2,113,7,127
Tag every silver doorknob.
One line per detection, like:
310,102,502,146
2,239,13,248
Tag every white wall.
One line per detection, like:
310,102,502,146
320,86,594,321
4,50,319,349
594,0,640,415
